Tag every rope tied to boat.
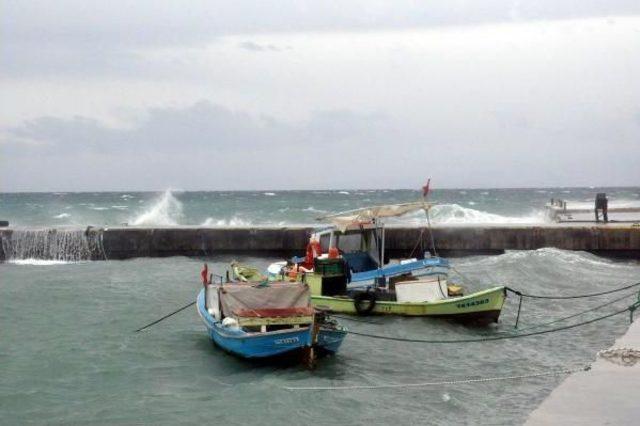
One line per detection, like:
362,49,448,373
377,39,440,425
283,365,591,391
505,281,640,300
504,281,640,329
344,301,640,344
498,291,639,334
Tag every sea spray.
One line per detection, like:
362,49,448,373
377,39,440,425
383,203,547,225
1,228,106,262
130,190,183,226
201,217,251,227
428,204,546,224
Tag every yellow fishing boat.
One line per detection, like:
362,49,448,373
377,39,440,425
305,267,506,323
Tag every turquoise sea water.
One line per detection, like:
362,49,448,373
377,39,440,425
1,187,639,227
2,250,639,425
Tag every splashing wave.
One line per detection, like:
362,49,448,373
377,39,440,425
130,190,183,226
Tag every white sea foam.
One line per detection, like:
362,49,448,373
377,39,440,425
264,192,276,196
338,191,350,195
130,190,183,226
121,194,134,199
302,206,326,213
111,205,128,210
54,213,70,219
427,204,545,224
456,247,626,270
201,217,251,227
8,259,76,266
89,207,110,211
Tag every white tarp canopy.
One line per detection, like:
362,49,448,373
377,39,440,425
317,201,434,231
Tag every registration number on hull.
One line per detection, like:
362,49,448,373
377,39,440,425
275,337,300,345
456,298,490,309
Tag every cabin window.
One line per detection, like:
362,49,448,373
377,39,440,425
337,233,364,252
319,234,331,252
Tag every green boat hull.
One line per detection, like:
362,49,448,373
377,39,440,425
311,286,507,324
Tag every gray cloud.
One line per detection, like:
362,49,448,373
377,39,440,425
2,100,638,191
238,41,283,52
2,3,639,190
0,102,403,190
3,1,639,78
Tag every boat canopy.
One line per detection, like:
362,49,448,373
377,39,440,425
317,201,434,231
350,257,449,283
220,283,311,318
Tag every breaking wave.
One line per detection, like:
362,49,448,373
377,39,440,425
130,190,183,226
427,204,546,224
384,203,545,225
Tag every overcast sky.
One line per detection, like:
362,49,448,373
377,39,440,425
1,1,639,191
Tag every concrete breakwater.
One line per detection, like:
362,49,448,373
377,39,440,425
1,224,639,261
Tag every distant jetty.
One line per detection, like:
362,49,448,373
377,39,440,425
1,224,639,261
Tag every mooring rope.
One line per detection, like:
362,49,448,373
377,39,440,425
504,281,640,328
283,365,590,391
505,281,640,300
344,302,639,344
501,291,639,334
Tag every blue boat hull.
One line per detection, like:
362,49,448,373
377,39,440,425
197,290,346,359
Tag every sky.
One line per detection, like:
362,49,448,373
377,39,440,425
1,1,639,191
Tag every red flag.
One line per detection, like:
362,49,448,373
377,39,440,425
422,179,431,198
201,263,209,285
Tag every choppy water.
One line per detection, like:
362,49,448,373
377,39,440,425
2,250,639,425
1,187,639,227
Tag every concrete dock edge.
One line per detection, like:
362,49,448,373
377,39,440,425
525,317,640,425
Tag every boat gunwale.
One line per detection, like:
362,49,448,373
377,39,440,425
197,289,316,340
311,285,506,307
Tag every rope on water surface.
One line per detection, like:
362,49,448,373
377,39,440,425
283,365,590,391
344,302,640,344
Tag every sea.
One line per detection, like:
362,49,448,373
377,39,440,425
1,187,640,425
1,186,639,228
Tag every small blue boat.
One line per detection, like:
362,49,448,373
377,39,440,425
196,282,346,361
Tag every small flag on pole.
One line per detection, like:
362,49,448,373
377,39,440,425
422,179,431,198
201,263,209,285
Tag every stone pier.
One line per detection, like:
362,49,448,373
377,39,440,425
1,224,639,260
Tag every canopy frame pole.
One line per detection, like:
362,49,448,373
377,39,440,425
380,221,386,268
